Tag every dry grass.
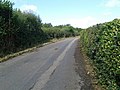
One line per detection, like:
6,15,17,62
0,38,65,63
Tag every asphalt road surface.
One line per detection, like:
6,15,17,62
0,37,92,90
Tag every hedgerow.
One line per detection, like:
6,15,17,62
80,19,120,90
0,0,81,58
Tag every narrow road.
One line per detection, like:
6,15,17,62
0,38,92,90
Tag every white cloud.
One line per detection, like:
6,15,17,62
20,5,38,12
105,0,120,7
69,16,98,28
103,12,112,16
48,16,100,28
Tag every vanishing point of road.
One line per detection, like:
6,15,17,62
0,38,92,90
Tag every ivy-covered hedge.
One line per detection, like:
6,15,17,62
80,19,120,90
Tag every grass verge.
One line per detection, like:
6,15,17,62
0,38,65,63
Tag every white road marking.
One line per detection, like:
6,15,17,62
31,38,78,90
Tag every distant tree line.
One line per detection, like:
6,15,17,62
0,0,81,57
42,23,80,39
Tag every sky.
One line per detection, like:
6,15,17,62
9,0,120,28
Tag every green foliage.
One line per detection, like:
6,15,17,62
12,10,45,48
0,0,81,58
0,0,14,56
80,19,120,90
0,0,46,57
42,24,81,39
0,0,13,22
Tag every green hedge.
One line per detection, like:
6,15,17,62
80,19,120,90
0,0,81,58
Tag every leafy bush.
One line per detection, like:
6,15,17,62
0,0,46,57
80,19,120,90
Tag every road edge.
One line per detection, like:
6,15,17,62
74,39,94,90
76,39,104,90
0,38,65,63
